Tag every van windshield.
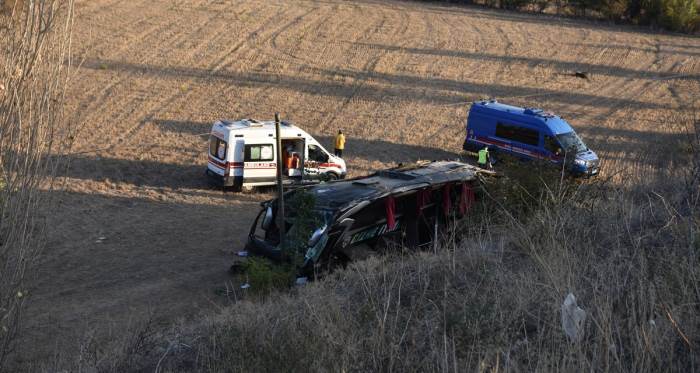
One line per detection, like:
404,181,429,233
556,132,588,154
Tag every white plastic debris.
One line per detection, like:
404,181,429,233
295,277,308,286
236,251,248,257
561,293,586,343
240,283,251,289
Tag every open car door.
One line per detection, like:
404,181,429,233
304,143,329,180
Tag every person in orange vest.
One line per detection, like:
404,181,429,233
288,152,301,179
334,129,345,157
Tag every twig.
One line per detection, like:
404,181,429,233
662,304,692,349
155,340,176,373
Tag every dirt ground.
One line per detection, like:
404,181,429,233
15,0,700,366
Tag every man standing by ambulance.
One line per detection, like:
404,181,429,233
334,129,345,158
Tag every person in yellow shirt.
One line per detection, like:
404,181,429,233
334,129,345,157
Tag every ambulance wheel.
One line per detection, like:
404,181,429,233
325,172,339,181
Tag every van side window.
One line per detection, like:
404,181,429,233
544,135,562,155
308,144,329,163
245,144,274,162
209,136,227,160
495,123,539,146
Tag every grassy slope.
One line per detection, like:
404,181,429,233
62,136,700,372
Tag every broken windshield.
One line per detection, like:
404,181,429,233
556,132,588,154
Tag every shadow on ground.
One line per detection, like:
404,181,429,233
19,188,258,368
59,153,210,189
583,125,690,168
352,42,699,81
54,131,460,189
80,59,671,110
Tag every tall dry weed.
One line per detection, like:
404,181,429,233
0,0,74,370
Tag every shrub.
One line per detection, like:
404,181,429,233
283,189,321,257
661,0,698,31
240,189,321,294
630,0,664,24
243,257,296,294
500,0,532,10
600,0,630,19
483,153,567,216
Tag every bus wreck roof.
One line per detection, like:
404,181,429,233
288,161,479,211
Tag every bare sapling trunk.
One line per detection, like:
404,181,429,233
0,0,74,369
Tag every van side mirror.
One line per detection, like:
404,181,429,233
261,206,274,230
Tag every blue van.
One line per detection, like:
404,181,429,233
463,100,599,176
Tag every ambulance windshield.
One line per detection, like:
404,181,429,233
556,132,588,154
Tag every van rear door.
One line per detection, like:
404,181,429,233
208,134,228,176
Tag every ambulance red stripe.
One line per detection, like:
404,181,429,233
208,156,244,169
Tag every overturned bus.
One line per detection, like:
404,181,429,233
244,161,481,274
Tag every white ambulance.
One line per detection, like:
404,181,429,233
206,119,347,190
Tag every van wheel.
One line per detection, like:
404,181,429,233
325,172,339,181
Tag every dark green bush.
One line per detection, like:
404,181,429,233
243,257,296,294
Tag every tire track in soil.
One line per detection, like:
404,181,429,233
206,5,305,73
574,37,675,178
267,5,335,67
75,18,219,152
111,5,300,155
294,2,370,120
72,0,276,134
216,1,379,133
404,12,456,148
181,5,316,116
67,13,176,136
314,2,423,137
162,5,313,124
418,11,504,148
422,14,512,151
67,0,234,138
